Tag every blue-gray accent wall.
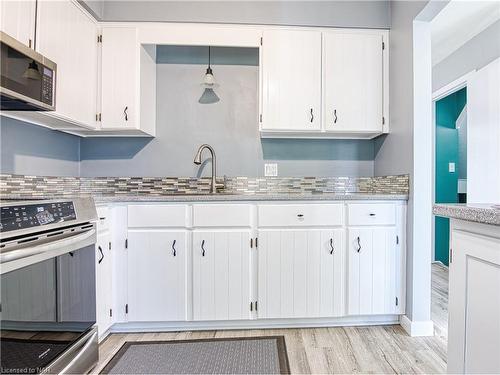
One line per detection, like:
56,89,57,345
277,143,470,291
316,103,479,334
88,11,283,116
0,116,80,176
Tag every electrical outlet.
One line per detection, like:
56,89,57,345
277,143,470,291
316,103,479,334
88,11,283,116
449,162,456,173
265,163,278,177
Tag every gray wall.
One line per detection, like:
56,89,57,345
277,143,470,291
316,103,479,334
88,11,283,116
98,1,390,29
373,0,429,323
433,19,500,91
0,116,80,176
80,63,374,177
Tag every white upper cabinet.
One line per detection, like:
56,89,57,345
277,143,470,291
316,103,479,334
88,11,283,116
260,29,388,139
261,29,322,132
36,0,98,127
100,27,138,130
323,32,384,134
99,26,156,135
0,0,36,47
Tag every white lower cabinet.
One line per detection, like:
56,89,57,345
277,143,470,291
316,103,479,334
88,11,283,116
192,231,251,321
448,221,500,374
347,227,402,315
126,230,187,321
258,229,345,318
101,201,406,335
95,228,113,336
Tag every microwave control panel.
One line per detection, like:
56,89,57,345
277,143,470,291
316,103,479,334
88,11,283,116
0,201,76,233
41,67,54,105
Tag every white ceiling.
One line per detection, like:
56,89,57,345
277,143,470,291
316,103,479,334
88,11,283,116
431,0,500,66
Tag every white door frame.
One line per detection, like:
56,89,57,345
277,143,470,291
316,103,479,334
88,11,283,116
431,70,475,263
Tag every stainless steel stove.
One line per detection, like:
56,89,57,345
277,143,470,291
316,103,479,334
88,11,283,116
0,197,98,374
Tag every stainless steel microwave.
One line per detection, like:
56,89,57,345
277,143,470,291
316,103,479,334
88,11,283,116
0,31,56,111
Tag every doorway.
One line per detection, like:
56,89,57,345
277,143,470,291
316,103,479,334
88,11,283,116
434,87,467,266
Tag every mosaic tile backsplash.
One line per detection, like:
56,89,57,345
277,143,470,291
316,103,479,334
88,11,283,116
0,174,409,197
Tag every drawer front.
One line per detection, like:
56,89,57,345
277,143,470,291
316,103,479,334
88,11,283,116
193,204,252,227
258,204,344,227
96,206,109,232
128,205,188,228
347,203,396,226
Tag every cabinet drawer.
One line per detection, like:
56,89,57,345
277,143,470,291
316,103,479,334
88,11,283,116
258,204,344,227
347,203,396,226
96,206,109,232
193,204,252,227
128,205,188,228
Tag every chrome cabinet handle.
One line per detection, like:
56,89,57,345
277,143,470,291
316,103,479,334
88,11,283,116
124,106,128,121
333,109,337,124
98,246,104,264
201,240,206,257
356,237,361,253
329,238,334,255
172,240,177,257
310,108,314,123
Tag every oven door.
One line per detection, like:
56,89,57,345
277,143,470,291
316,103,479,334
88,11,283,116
0,228,97,374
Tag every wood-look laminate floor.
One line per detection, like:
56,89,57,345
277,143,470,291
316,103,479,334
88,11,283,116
93,264,449,374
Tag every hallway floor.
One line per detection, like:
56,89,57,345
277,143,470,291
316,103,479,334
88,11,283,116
94,264,449,374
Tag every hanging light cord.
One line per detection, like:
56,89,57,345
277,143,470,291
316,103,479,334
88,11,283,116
33,0,38,50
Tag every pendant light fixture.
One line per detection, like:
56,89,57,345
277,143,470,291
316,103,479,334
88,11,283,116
199,46,220,104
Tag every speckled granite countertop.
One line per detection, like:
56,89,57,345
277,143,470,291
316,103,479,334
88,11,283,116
1,192,408,203
433,203,500,226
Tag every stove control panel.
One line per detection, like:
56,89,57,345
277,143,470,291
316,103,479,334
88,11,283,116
0,201,76,233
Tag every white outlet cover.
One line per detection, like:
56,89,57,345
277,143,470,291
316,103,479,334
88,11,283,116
449,162,456,173
265,163,278,177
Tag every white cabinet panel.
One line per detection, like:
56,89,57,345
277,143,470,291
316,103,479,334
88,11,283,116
448,227,500,374
0,0,35,47
323,32,383,133
37,0,97,127
127,230,187,321
261,29,321,131
258,204,344,227
347,227,400,315
192,231,251,321
258,229,345,318
96,231,112,335
101,27,138,129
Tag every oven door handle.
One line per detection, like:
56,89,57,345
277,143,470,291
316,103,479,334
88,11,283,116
58,330,98,374
0,228,96,264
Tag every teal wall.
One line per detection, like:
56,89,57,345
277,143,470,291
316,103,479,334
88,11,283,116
435,88,466,265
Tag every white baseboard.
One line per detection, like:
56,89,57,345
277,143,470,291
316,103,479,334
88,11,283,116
400,315,434,337
109,315,400,333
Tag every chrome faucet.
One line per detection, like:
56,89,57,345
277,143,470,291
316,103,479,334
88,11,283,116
194,144,217,194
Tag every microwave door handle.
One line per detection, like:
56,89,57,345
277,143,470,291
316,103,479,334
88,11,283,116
0,228,96,264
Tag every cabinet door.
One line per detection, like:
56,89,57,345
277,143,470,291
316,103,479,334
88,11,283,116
127,230,187,321
323,32,383,133
192,231,251,321
258,229,345,319
347,227,398,315
0,0,35,47
101,27,137,129
448,229,500,374
37,0,97,127
95,231,112,335
261,29,321,131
